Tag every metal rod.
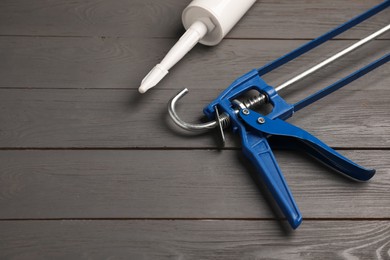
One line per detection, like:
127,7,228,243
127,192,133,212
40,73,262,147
294,53,390,112
275,24,390,92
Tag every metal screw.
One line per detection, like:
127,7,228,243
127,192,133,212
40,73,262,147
257,117,265,124
242,109,250,115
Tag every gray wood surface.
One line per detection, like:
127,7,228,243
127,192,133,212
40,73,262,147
0,0,389,39
0,150,388,219
0,85,388,148
0,37,389,90
0,0,389,259
0,221,389,260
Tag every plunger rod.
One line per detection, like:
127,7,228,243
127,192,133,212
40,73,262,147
275,24,390,92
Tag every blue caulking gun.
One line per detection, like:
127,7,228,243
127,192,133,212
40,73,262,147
167,1,390,229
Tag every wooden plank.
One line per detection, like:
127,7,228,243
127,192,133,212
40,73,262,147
0,78,388,148
0,0,388,39
0,1,388,258
0,220,389,259
0,150,388,219
0,37,388,90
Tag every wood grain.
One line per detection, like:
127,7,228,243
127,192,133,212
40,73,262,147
0,150,388,219
0,220,389,259
0,82,388,148
0,37,388,90
0,0,388,39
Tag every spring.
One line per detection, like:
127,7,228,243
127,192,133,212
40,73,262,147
218,113,231,129
218,93,267,129
243,93,267,109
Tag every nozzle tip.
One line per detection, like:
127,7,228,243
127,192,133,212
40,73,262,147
138,84,148,94
138,64,168,94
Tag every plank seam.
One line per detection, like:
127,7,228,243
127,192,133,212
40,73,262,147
0,147,388,151
0,35,389,41
0,218,389,221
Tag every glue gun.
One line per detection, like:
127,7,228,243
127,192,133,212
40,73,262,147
168,1,389,229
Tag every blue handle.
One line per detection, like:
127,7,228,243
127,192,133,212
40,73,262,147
240,110,376,181
240,128,302,229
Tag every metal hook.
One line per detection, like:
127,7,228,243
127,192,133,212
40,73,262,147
168,88,266,133
168,88,218,132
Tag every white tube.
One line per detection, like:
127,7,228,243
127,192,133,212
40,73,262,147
183,0,257,46
138,0,256,93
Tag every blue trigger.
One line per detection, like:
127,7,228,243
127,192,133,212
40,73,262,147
239,110,376,182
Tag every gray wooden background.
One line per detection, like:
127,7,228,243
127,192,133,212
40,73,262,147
0,0,389,259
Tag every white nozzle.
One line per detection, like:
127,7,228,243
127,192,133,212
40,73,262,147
138,21,208,93
138,0,256,93
138,64,169,93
